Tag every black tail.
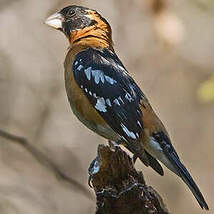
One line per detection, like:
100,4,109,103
166,150,209,210
152,131,209,210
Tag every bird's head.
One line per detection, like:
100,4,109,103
45,5,112,47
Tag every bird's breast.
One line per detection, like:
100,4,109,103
64,52,119,141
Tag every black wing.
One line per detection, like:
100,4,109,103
73,48,144,143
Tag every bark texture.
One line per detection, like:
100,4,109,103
89,144,170,214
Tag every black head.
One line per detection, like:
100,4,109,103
45,5,108,38
60,6,97,35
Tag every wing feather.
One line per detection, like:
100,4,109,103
73,48,144,143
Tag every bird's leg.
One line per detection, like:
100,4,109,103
108,140,143,165
108,140,121,149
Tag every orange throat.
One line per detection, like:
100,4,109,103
68,19,113,50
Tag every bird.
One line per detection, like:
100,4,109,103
45,5,209,210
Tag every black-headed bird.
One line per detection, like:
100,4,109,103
45,5,208,210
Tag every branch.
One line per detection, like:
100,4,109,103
0,129,92,200
89,144,169,214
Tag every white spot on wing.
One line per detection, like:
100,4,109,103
130,132,137,139
77,65,83,71
125,93,133,102
94,72,100,84
118,96,124,104
93,93,97,98
95,97,107,112
118,65,125,70
74,61,78,66
113,99,120,106
84,88,88,93
121,124,136,139
118,65,129,76
129,84,137,97
106,98,112,107
91,70,103,84
84,67,92,80
89,91,92,96
100,73,105,83
137,121,142,128
105,75,117,85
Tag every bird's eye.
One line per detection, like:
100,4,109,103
67,9,76,17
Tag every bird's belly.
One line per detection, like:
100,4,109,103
65,71,120,141
64,58,120,142
70,102,119,141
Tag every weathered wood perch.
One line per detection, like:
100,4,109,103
88,144,169,214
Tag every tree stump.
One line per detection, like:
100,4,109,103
88,144,169,214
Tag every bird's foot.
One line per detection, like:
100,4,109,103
108,140,121,150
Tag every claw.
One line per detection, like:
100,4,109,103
108,140,121,149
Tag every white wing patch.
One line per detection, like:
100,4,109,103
137,120,142,128
73,49,144,143
95,97,107,112
120,123,137,139
77,60,117,86
90,70,104,84
104,75,117,85
106,98,112,107
113,98,120,106
125,92,133,102
100,73,105,83
77,65,84,71
118,96,124,104
84,68,118,86
93,93,97,98
84,67,92,80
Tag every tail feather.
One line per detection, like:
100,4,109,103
165,149,209,210
145,151,164,176
150,131,209,210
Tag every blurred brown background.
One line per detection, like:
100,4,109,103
0,0,213,213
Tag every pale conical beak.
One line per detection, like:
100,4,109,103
45,12,64,29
